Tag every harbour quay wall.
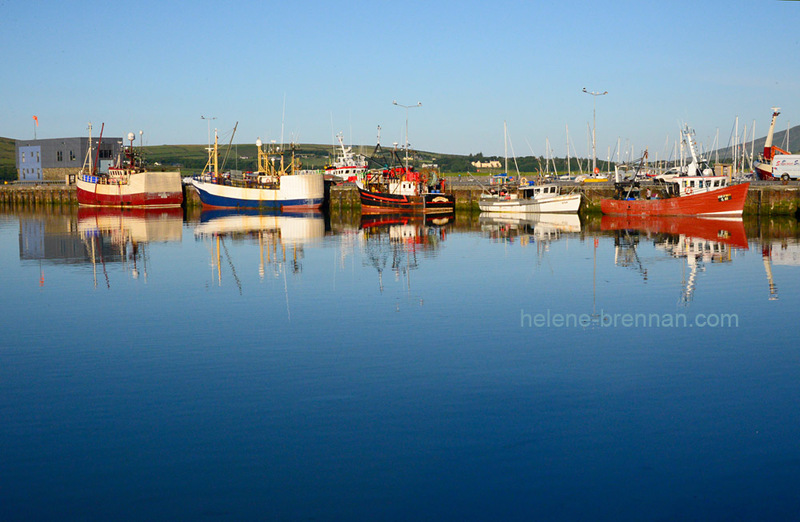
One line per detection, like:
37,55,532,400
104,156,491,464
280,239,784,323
1,181,799,217
329,181,800,216
0,183,77,208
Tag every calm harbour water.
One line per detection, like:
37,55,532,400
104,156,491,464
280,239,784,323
1,207,799,520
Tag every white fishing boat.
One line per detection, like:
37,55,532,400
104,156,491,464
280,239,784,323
479,122,581,214
479,183,581,213
324,132,368,183
191,130,324,210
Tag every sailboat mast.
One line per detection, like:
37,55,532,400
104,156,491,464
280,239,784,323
566,124,571,178
503,121,508,176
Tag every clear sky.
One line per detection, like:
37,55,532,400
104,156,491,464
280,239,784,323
2,0,798,160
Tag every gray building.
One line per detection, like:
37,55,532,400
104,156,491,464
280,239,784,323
15,136,123,183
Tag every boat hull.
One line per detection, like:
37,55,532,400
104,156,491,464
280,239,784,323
600,182,749,216
478,193,581,213
191,173,325,210
357,186,455,214
76,171,183,208
754,161,775,181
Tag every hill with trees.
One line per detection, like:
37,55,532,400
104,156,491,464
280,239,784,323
2,124,798,182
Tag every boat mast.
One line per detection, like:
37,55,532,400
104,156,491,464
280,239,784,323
93,123,104,175
85,122,93,175
734,117,739,175
213,129,219,177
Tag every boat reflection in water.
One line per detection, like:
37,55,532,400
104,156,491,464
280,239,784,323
760,238,800,301
78,207,183,287
479,212,581,246
194,210,325,287
359,212,453,294
601,215,748,303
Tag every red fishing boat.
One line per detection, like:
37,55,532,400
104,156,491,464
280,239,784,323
76,124,183,208
604,134,750,216
355,139,454,214
600,181,749,216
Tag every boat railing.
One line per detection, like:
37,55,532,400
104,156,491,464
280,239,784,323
79,172,130,186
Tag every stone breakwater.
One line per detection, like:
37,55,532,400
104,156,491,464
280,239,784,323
2,181,799,216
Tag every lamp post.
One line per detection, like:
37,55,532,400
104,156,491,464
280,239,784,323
201,115,217,150
392,100,421,171
582,88,607,175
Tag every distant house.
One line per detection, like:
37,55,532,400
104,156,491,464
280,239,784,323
15,137,122,183
471,160,502,171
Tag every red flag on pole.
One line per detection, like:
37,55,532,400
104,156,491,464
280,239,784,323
33,115,39,126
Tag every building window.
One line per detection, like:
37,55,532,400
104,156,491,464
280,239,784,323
98,149,112,159
21,152,25,163
69,151,76,161
57,151,63,161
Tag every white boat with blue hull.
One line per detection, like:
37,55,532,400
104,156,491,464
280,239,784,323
191,132,325,211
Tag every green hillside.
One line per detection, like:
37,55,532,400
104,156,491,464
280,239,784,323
6,126,796,182
0,136,601,179
0,137,16,181
715,124,800,160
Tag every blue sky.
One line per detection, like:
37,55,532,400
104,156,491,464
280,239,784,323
2,0,798,159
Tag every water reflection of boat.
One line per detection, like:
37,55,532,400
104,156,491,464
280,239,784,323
194,209,325,243
601,215,748,303
359,212,455,229
78,207,183,243
479,212,581,244
600,216,748,249
194,210,325,283
760,240,800,301
359,212,451,293
77,207,183,286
